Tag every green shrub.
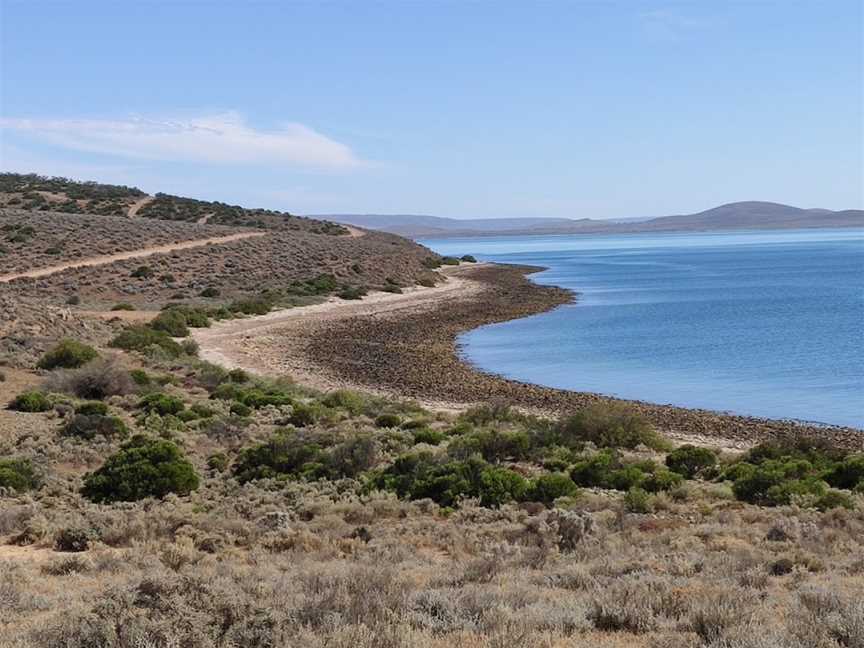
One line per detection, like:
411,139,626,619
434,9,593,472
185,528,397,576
206,453,229,472
826,455,864,490
527,473,580,504
460,255,477,263
229,401,252,417
200,287,220,298
227,368,250,383
338,286,367,300
81,435,199,503
229,296,273,315
138,393,185,416
441,257,460,266
816,489,856,511
130,265,154,279
666,444,718,478
570,449,621,489
37,339,98,370
327,436,381,478
150,309,189,337
322,389,366,415
231,387,293,410
557,404,668,451
54,527,92,552
371,454,488,507
732,462,828,506
285,402,320,427
448,429,531,463
413,428,447,445
109,325,183,357
110,303,136,311
624,487,654,513
0,458,39,493
478,467,529,506
8,391,52,412
76,401,108,416
130,369,152,386
61,414,128,440
375,413,402,428
233,432,325,483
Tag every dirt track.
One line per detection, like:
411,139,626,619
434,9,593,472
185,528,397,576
0,231,266,283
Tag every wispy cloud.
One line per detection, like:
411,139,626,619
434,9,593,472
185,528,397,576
0,112,363,169
637,9,718,42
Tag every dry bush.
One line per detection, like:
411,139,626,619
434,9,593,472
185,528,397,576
43,357,136,400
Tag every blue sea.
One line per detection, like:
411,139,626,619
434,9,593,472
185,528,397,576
420,229,864,429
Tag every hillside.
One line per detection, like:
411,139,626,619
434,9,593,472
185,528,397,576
322,201,864,238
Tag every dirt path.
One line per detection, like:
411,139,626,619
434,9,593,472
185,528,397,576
343,225,366,238
0,231,266,283
127,195,155,217
197,212,215,225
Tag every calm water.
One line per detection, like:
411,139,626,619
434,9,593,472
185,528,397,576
420,229,864,429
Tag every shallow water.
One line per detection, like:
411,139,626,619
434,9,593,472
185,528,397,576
420,229,864,428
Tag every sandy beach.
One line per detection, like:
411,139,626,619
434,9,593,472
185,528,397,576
194,262,864,451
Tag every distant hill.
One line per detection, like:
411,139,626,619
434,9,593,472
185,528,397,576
318,201,864,238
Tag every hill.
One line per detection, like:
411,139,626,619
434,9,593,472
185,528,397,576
321,201,864,238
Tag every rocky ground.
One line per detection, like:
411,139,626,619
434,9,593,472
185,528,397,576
284,264,863,451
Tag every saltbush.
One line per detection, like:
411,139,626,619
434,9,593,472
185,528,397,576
109,325,183,357
557,404,668,451
61,414,129,440
527,472,580,504
375,413,402,428
82,435,199,503
0,458,39,493
37,339,98,370
150,309,190,337
138,393,185,416
43,359,137,400
666,444,719,478
8,391,52,412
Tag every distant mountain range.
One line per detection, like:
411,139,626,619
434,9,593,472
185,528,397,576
314,202,864,239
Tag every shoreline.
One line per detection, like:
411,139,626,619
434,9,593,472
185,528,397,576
194,263,863,451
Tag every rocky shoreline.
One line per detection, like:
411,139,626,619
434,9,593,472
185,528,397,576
298,263,864,451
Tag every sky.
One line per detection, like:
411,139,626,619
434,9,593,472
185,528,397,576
1,1,862,220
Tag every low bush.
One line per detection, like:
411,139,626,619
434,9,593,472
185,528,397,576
441,257,461,266
570,450,682,493
199,287,220,298
206,453,229,472
285,402,321,427
826,454,864,491
138,393,185,416
109,325,183,357
54,527,92,552
0,458,39,493
375,413,402,428
460,255,477,263
322,389,367,415
526,472,580,504
233,432,325,483
36,339,98,370
8,391,52,412
81,435,199,503
75,401,108,416
624,487,654,513
372,453,539,507
338,286,367,300
666,444,718,478
150,309,190,337
61,413,129,440
130,265,154,279
447,428,531,463
110,303,136,311
412,428,447,445
43,359,136,400
557,404,669,451
228,296,273,316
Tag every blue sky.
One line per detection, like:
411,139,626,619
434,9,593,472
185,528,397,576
1,1,861,219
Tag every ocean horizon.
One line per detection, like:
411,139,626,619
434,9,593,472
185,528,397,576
421,228,864,429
